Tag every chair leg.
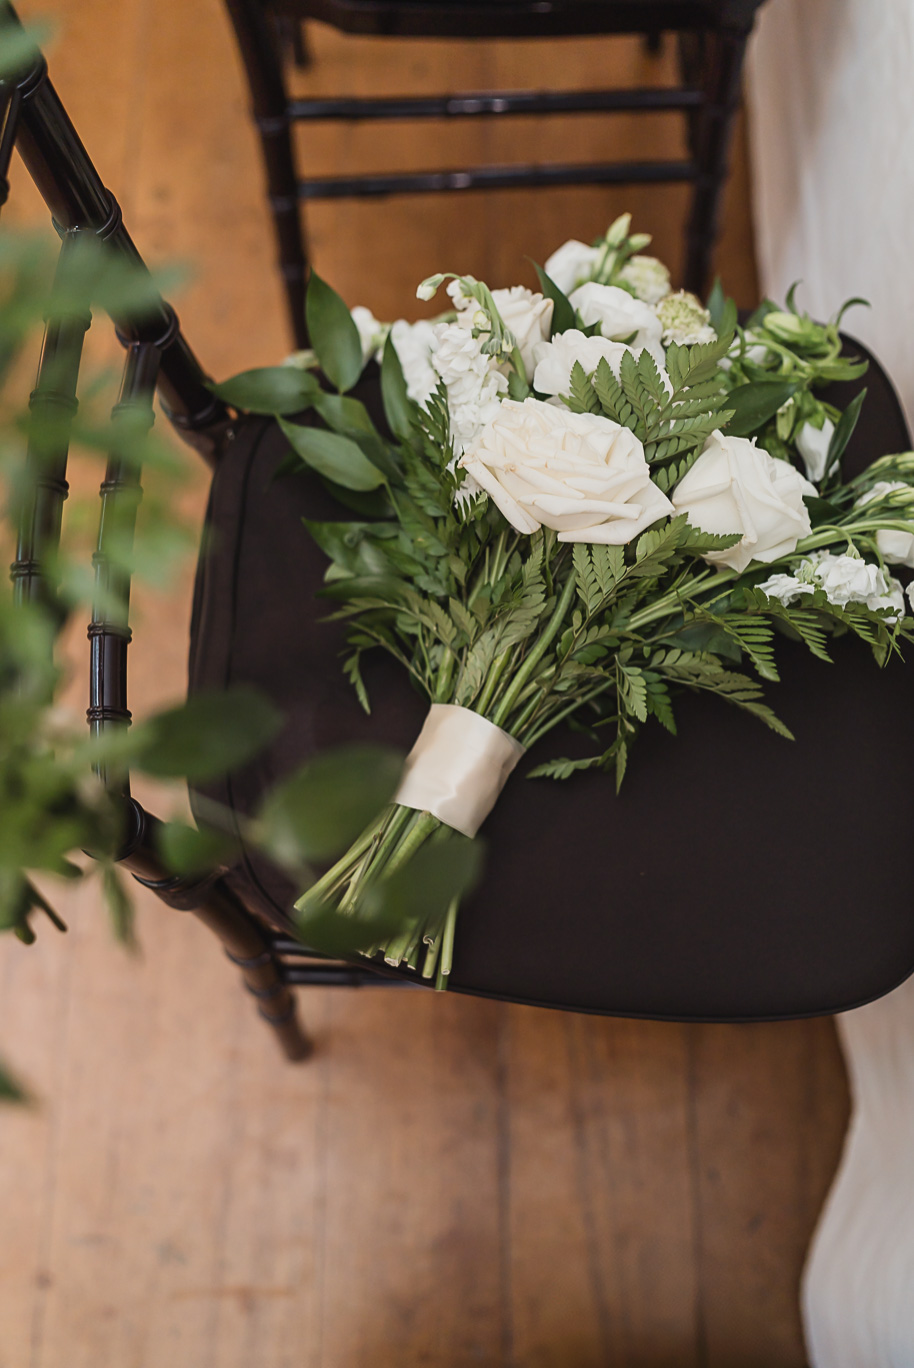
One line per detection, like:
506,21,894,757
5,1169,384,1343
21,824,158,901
118,800,312,1061
224,0,308,349
682,23,753,299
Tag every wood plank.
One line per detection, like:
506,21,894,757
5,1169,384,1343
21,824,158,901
690,1020,850,1367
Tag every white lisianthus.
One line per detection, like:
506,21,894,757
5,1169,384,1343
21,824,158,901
432,323,508,454
855,480,914,567
803,550,906,621
455,285,553,375
671,430,816,572
569,282,666,365
907,582,914,616
654,291,716,346
795,417,835,484
756,572,817,606
458,397,673,544
350,306,388,367
532,329,671,405
618,254,671,305
389,318,439,406
543,239,599,294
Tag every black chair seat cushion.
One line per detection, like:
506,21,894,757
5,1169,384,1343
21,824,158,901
189,337,914,1021
272,0,765,39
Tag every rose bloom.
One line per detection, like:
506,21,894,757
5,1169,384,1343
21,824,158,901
569,282,665,364
543,238,599,294
532,329,636,402
459,397,673,544
671,430,816,572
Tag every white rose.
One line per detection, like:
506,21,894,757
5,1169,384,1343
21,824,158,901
855,480,914,567
618,254,671,305
456,285,553,375
569,282,666,366
532,328,671,405
795,417,835,484
459,397,673,543
543,239,599,294
671,430,816,572
389,318,439,406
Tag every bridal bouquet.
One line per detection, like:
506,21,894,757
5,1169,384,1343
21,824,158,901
217,215,914,987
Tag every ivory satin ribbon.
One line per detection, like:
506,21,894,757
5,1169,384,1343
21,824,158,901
393,704,526,838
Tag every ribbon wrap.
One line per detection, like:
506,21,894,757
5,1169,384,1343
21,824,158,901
393,703,526,838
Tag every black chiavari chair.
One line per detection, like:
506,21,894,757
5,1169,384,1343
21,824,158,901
225,0,768,348
6,4,914,1069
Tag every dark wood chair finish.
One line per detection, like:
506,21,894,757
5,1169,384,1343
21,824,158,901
2,2,349,1062
225,0,767,346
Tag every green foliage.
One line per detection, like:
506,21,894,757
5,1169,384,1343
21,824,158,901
533,263,576,336
135,689,283,781
305,271,364,392
209,366,320,414
279,417,387,490
256,744,404,865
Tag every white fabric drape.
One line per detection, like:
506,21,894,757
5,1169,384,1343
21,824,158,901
747,6,914,1361
746,0,914,429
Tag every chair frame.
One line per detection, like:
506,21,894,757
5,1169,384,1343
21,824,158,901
225,0,764,348
2,2,416,1062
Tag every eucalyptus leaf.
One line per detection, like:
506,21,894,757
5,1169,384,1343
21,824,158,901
532,263,576,337
156,821,240,877
305,272,364,393
103,864,136,951
0,1058,29,1105
135,687,283,781
209,366,320,415
381,333,415,443
279,418,385,491
258,743,404,865
363,836,483,928
824,388,867,479
725,380,799,438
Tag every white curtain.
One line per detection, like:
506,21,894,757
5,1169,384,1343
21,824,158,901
747,5,914,1362
746,0,914,428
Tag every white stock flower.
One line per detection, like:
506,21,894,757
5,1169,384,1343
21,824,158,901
543,239,599,294
795,417,835,484
855,480,914,567
350,306,387,366
389,318,439,406
459,397,673,544
532,329,671,404
569,282,665,365
654,291,716,346
671,430,816,573
756,572,816,606
803,551,905,621
455,285,553,374
432,323,508,454
618,254,671,305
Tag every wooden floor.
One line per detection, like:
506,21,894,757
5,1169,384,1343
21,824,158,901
0,3,850,1365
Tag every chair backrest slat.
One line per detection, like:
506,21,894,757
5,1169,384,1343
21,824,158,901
12,227,91,610
88,341,161,797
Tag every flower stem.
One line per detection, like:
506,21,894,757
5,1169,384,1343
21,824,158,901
492,572,577,729
435,896,459,991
